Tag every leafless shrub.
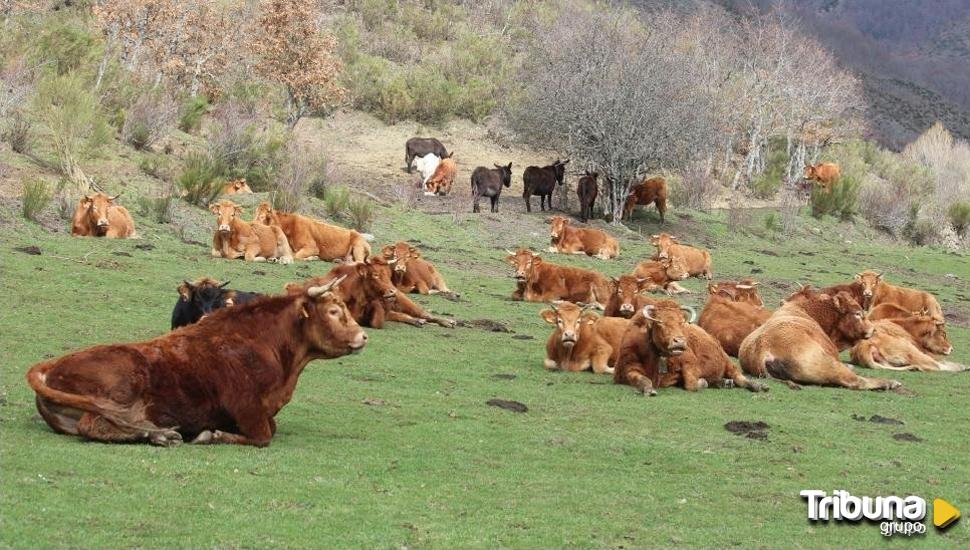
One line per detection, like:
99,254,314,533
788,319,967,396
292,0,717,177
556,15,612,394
270,143,326,213
727,195,750,233
121,92,178,150
780,188,801,235
858,177,912,237
678,160,719,211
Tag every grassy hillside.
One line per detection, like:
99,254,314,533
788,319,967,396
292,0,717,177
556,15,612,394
1,186,968,548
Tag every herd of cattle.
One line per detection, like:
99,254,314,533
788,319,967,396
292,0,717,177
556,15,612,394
28,137,956,447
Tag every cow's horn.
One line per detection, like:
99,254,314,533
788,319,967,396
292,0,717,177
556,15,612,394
681,305,697,324
219,280,231,289
736,284,753,290
387,257,398,265
505,249,516,256
308,275,347,297
109,192,122,201
642,305,661,323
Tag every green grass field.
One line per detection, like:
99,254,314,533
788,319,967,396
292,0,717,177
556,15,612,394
1,199,968,549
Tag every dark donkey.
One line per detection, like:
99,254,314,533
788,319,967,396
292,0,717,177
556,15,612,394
405,137,448,173
471,163,513,213
522,159,569,212
576,170,598,222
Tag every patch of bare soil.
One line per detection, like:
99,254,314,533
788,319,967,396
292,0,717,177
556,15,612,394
724,420,770,440
486,399,528,413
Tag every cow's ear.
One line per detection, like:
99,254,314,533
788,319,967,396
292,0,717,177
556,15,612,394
582,313,598,325
381,245,394,258
209,203,220,214
234,205,243,215
178,281,193,301
707,283,717,295
854,273,862,280
532,256,542,265
504,255,516,266
540,309,558,324
284,282,303,295
409,247,420,258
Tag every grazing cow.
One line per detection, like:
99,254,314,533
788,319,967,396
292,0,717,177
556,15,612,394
738,288,901,390
210,200,293,264
414,153,441,186
71,192,137,239
603,275,660,318
614,302,766,395
253,202,370,262
426,156,457,196
471,163,512,213
649,233,712,280
622,176,667,222
380,241,452,295
171,278,262,329
523,159,568,212
577,171,598,223
405,137,447,173
850,320,964,372
504,248,611,307
803,163,841,192
698,280,772,357
540,301,630,375
855,271,944,321
26,277,366,446
633,257,691,295
221,179,253,195
547,215,619,259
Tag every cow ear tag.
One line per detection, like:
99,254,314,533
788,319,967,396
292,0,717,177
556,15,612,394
658,356,668,374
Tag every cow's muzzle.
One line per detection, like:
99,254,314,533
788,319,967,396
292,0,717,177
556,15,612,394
383,290,397,302
394,265,407,273
97,219,109,227
349,331,368,353
619,304,635,314
667,338,687,356
560,333,577,348
218,224,231,233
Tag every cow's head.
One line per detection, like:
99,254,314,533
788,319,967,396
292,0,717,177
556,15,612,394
226,179,253,194
381,241,418,274
803,164,818,180
494,162,513,187
210,200,242,234
854,271,882,304
827,291,874,342
178,278,234,318
649,233,677,259
708,279,764,307
252,201,280,226
358,256,399,302
552,159,569,185
661,256,690,281
505,248,538,281
301,276,368,357
549,216,569,239
639,301,697,357
611,275,651,317
79,192,121,233
900,311,952,355
540,301,596,349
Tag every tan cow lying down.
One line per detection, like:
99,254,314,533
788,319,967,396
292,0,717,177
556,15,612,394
210,201,293,264
856,271,944,321
633,257,690,295
870,305,953,356
221,178,253,195
540,301,630,374
850,319,964,372
505,248,611,308
426,156,457,196
622,176,667,222
614,301,766,395
547,216,619,259
739,287,900,390
381,241,452,295
603,275,660,318
698,280,772,357
650,233,712,280
803,163,841,192
253,202,370,262
71,193,137,239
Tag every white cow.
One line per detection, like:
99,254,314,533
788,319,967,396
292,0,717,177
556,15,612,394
412,153,441,185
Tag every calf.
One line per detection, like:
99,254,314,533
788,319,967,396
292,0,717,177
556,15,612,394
253,202,370,262
576,171,598,223
804,163,840,192
633,257,691,294
547,215,619,259
504,248,611,307
698,281,771,357
868,307,953,356
210,200,293,263
405,137,447,173
649,233,712,280
614,302,765,395
471,163,512,213
414,153,441,186
540,301,630,374
523,159,568,212
850,320,964,372
71,192,137,239
221,179,253,195
380,241,452,295
622,176,667,222
26,277,366,446
603,275,659,318
739,289,900,390
171,277,261,329
426,156,457,196
856,271,944,321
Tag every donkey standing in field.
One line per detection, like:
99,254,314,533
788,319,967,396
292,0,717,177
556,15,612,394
522,159,568,213
471,162,513,213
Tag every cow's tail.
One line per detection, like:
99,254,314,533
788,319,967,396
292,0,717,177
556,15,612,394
351,235,371,263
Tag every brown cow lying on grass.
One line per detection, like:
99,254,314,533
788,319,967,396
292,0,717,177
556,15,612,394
855,271,944,321
622,176,667,222
603,275,660,318
803,163,840,192
547,215,619,259
210,200,293,263
649,233,712,280
850,318,964,372
739,287,900,391
505,248,611,307
698,280,772,357
633,257,691,295
27,276,365,446
253,202,370,262
869,305,953,356
71,192,138,239
221,178,253,195
540,301,630,374
381,241,453,295
613,302,766,395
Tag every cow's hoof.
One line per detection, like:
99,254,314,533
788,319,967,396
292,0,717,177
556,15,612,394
303,256,320,261
278,257,293,265
191,430,215,444
696,378,708,390
150,429,183,447
887,380,902,390
751,382,769,392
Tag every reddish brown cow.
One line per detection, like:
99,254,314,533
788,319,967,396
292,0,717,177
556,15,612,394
698,281,772,357
26,277,365,446
622,176,667,222
603,275,660,318
649,233,712,280
425,156,457,196
253,202,370,262
210,200,293,263
380,241,452,295
855,271,944,321
614,302,766,395
540,301,630,374
633,257,691,295
505,248,611,308
547,215,619,259
71,192,137,239
803,163,841,192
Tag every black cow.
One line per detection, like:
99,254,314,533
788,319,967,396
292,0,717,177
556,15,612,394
405,137,448,173
522,159,568,213
171,278,261,329
471,163,513,213
577,170,598,222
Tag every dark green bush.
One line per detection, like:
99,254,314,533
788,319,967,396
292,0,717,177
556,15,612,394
3,111,32,154
750,147,789,199
811,174,860,221
346,196,376,232
948,202,970,237
177,152,224,207
21,179,52,221
137,193,175,224
178,96,210,133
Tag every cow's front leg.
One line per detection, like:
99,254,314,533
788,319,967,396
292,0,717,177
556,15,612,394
682,372,708,392
590,349,614,375
665,282,691,295
386,310,427,326
293,246,320,261
191,417,273,447
543,358,559,371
